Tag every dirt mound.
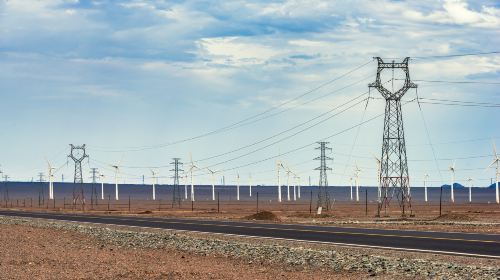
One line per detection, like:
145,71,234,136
434,213,475,222
244,211,280,221
138,210,153,214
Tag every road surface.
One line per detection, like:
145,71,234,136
0,210,499,258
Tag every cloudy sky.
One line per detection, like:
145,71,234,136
0,0,499,187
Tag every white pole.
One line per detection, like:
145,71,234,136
350,178,353,201
115,171,119,201
355,176,359,202
152,176,156,201
451,171,455,203
297,176,301,199
49,171,53,200
236,173,240,201
277,164,282,202
184,175,188,200
468,180,472,203
286,171,290,201
101,181,104,200
211,172,215,201
376,161,381,202
249,174,252,197
190,170,195,202
293,176,296,201
424,177,428,202
496,163,499,204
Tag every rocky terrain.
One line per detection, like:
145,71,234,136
0,215,499,279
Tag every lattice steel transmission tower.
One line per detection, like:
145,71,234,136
170,158,183,207
369,57,417,217
68,144,89,208
315,142,332,210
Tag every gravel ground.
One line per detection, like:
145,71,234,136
0,215,499,279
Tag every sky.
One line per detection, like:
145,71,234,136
0,0,499,187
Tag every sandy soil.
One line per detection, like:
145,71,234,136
2,198,499,233
0,224,372,280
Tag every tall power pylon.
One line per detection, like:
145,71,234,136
369,57,416,217
68,144,89,208
315,141,332,210
170,158,183,207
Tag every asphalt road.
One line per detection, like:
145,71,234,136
1,210,499,258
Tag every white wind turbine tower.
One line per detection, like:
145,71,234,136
349,177,353,201
111,164,120,201
99,173,105,200
372,154,382,202
249,173,252,197
354,164,361,202
292,172,297,201
183,173,189,200
207,168,216,201
46,159,55,200
276,160,284,202
236,172,240,201
286,167,292,201
296,175,301,199
487,141,499,204
150,169,158,201
466,177,473,203
424,174,429,203
188,154,198,202
449,161,456,203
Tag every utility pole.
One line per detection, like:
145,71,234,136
369,57,416,217
90,168,98,183
68,144,89,208
170,158,183,207
315,142,332,211
3,174,9,202
90,168,98,206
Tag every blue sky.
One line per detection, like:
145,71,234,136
0,0,499,187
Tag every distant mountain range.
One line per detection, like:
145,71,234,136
439,182,498,189
440,183,466,189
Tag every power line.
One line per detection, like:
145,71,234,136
413,51,500,60
88,60,374,153
404,79,500,85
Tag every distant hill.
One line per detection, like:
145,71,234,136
487,182,499,189
440,183,465,189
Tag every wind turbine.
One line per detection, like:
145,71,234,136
46,159,55,200
151,169,158,201
111,164,120,201
466,177,473,203
296,175,301,199
424,174,429,203
236,172,240,201
349,177,353,201
372,154,382,202
249,173,252,197
286,167,292,201
292,172,297,201
449,161,456,203
207,168,216,201
110,156,123,201
99,173,105,200
188,153,198,202
354,164,361,202
183,173,188,200
276,160,284,202
487,141,499,204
